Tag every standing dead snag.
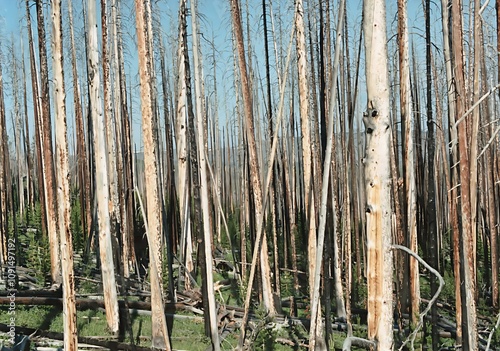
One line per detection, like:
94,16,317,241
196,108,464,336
134,0,171,349
87,0,120,334
36,0,61,286
51,0,77,348
362,0,394,349
190,0,220,348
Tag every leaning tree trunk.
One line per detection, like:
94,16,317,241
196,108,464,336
362,0,394,349
230,0,276,317
50,0,78,348
134,0,171,349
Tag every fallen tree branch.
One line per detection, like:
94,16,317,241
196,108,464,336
342,336,376,351
0,323,151,351
0,296,189,313
485,312,500,351
392,244,445,351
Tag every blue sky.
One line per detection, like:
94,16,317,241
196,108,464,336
0,0,496,153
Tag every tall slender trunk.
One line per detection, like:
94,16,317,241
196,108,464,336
101,0,121,248
0,53,7,263
26,0,47,243
425,0,439,347
190,1,220,348
51,0,78,348
36,0,61,285
116,3,136,273
398,0,420,326
295,0,317,301
363,0,394,349
68,0,90,247
175,0,193,291
451,1,477,349
87,0,120,334
111,0,129,278
21,42,34,212
440,0,462,342
134,0,171,348
230,0,276,318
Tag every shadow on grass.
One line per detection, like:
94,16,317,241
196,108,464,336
39,306,60,331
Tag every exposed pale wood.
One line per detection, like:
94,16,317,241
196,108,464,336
451,0,478,349
36,0,61,286
308,1,345,349
134,0,170,347
362,0,393,349
87,0,120,335
440,0,462,343
68,0,90,248
50,0,77,347
190,0,220,348
175,0,192,291
0,323,151,351
229,0,275,326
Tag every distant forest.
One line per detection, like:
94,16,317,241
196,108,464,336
0,0,499,350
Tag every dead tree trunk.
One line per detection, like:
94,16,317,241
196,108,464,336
134,0,171,348
362,0,394,348
87,0,120,334
36,0,61,285
50,0,78,347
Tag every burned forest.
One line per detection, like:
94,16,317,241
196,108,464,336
0,0,499,350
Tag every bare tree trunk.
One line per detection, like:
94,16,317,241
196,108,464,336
363,0,394,348
110,0,130,278
36,0,61,285
451,1,478,349
308,2,346,349
0,54,7,264
21,41,34,213
294,0,317,302
440,0,462,342
423,0,439,347
68,0,90,248
397,0,419,328
26,0,47,245
11,46,24,222
51,0,78,348
116,4,136,273
87,0,120,334
101,0,121,254
190,0,220,349
230,0,276,319
134,0,171,348
175,0,193,291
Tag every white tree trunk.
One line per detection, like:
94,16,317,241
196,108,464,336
363,0,394,349
190,0,220,348
87,0,120,334
294,0,317,299
175,0,193,290
51,0,77,348
397,0,420,324
134,0,171,348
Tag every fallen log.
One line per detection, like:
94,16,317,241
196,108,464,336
0,297,187,313
0,324,151,351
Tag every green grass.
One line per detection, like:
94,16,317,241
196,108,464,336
0,306,214,350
